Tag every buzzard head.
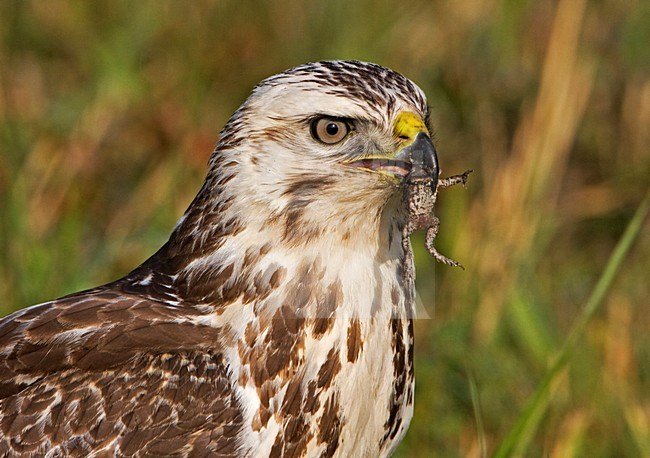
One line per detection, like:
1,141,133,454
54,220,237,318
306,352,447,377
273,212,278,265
186,61,438,249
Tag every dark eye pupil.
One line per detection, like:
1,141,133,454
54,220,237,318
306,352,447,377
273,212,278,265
326,123,339,136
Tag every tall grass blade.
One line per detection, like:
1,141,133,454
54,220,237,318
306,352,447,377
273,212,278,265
494,189,650,457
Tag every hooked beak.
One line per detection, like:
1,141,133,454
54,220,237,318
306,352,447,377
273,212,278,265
343,132,439,181
395,132,439,185
342,110,440,184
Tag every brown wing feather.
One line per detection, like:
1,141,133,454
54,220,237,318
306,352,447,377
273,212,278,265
0,350,245,457
0,289,244,457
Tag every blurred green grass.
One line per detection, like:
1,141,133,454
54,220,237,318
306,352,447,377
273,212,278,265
1,0,649,456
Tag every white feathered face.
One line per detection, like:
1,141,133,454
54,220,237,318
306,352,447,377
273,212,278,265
197,61,439,246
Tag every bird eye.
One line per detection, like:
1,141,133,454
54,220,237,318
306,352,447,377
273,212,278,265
311,117,350,144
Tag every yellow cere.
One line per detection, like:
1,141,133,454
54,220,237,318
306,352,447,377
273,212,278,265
393,112,429,146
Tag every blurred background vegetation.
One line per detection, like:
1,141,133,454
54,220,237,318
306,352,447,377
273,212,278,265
1,0,648,456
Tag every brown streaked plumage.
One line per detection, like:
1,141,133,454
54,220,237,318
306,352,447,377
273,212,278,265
1,60,456,457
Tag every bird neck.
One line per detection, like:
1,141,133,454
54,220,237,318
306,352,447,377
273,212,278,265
121,186,409,312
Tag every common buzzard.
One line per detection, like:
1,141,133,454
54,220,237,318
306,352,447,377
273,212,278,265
0,61,459,457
